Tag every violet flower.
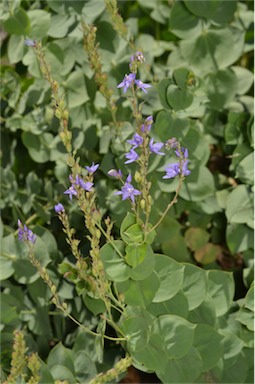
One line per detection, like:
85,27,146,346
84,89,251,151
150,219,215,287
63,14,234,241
141,115,153,132
149,138,165,156
54,203,65,213
64,185,77,200
108,169,123,179
127,133,143,149
24,39,36,47
163,163,180,179
85,162,99,174
125,149,139,164
134,79,151,93
114,174,141,203
17,220,37,244
117,73,136,93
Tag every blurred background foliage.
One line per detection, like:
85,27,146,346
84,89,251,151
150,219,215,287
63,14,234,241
0,0,254,383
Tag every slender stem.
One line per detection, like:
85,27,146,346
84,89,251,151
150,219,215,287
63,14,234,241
148,176,184,233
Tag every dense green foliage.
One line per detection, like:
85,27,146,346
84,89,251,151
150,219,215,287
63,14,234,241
1,0,254,383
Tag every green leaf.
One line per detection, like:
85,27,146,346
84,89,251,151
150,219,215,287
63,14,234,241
0,256,14,281
188,297,217,326
153,314,196,359
100,240,130,282
207,270,235,316
166,84,193,111
48,14,76,38
169,1,202,39
116,272,160,307
193,324,223,371
210,0,237,24
173,68,192,90
226,185,253,228
74,351,97,383
47,342,75,373
132,333,168,373
226,223,254,253
153,255,184,302
27,10,51,38
185,227,210,251
161,234,190,263
235,152,254,185
120,213,143,244
154,109,189,142
7,35,25,64
203,69,237,110
147,291,189,318
231,66,254,95
121,315,152,352
157,347,203,384
182,263,207,310
83,294,106,316
4,8,30,35
180,28,244,75
184,0,219,19
179,166,215,202
126,243,155,281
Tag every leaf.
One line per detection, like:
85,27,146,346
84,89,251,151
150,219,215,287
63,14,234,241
4,8,30,35
147,291,189,318
193,324,223,371
27,10,51,38
126,243,156,281
203,69,237,110
132,333,168,373
235,152,254,185
166,85,193,111
100,240,130,282
179,166,215,202
231,66,254,95
157,347,203,384
194,243,222,265
7,35,25,64
0,256,14,281
169,1,202,39
74,351,97,383
184,0,220,19
121,315,151,352
207,270,235,316
82,294,106,316
182,263,207,310
116,271,160,307
153,314,196,359
226,223,254,253
185,227,210,251
47,342,75,373
188,299,216,327
180,28,244,75
48,14,76,38
226,185,253,228
152,255,184,303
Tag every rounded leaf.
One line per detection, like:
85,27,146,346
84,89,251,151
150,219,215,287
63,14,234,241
100,240,130,282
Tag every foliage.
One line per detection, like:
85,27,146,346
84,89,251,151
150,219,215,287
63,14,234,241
1,0,254,383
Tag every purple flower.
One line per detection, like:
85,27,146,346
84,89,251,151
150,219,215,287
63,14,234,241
125,149,139,164
166,137,179,149
149,138,165,156
130,51,145,64
85,162,99,174
114,174,141,203
182,160,191,176
163,163,180,179
117,73,136,93
78,179,93,191
163,160,191,179
24,39,36,47
134,79,151,93
141,116,153,132
175,147,189,159
54,203,65,213
17,220,37,244
64,185,77,200
108,169,123,179
127,133,143,149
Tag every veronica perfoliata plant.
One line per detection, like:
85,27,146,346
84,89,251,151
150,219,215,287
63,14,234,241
2,1,253,383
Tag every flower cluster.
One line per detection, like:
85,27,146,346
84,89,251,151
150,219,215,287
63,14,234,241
63,163,99,200
117,74,151,94
114,174,141,203
163,143,191,179
17,220,36,244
